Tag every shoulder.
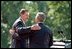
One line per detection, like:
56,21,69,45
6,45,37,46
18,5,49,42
12,17,22,27
45,25,52,34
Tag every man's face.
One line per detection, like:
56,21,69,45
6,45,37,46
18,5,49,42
21,12,29,22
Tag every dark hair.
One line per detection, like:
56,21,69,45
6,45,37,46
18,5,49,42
20,9,28,14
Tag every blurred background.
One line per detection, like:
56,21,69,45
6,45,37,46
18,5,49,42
1,1,71,48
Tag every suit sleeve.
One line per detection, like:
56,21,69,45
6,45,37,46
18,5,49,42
11,22,20,39
46,26,53,47
49,30,53,47
16,26,31,35
11,21,31,39
17,26,40,34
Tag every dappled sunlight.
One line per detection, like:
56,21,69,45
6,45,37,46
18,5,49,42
1,1,71,48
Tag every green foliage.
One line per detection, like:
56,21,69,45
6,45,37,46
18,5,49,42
1,1,71,48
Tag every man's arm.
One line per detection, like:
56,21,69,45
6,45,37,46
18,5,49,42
9,28,20,40
49,30,53,47
16,24,41,35
49,33,53,47
12,21,31,35
9,27,31,40
9,23,41,35
16,26,31,35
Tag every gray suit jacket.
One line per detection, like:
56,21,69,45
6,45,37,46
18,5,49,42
11,17,31,48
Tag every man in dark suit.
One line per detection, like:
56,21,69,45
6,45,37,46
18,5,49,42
17,12,53,48
9,9,41,48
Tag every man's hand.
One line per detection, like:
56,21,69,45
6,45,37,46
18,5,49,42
31,24,41,30
9,29,15,35
9,29,18,36
9,29,20,39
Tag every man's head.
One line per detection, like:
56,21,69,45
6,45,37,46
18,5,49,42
20,9,29,22
35,12,46,23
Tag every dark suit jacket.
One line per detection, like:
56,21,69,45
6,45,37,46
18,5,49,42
29,23,53,48
11,17,31,48
17,22,53,48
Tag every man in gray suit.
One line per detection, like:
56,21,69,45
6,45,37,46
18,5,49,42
9,9,41,48
16,12,53,48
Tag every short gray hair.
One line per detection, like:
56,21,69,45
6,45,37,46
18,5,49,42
36,12,46,22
